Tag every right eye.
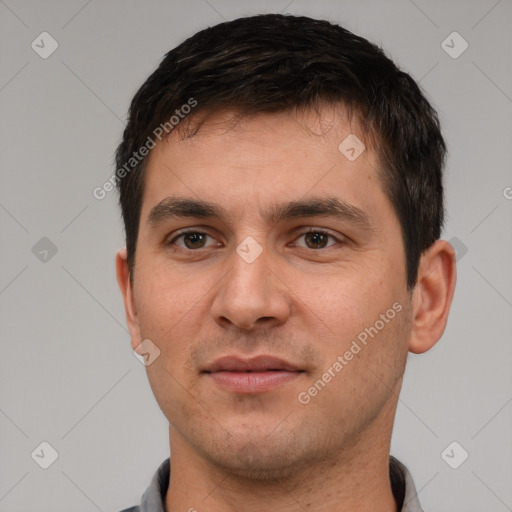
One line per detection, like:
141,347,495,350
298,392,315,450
168,230,221,251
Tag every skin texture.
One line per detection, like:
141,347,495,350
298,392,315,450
117,107,456,512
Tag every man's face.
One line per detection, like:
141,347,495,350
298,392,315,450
122,108,413,478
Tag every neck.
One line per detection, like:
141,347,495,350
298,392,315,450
165,403,400,512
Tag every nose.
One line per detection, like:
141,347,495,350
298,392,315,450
210,240,292,331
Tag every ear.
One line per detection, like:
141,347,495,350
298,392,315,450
116,248,142,351
409,239,457,354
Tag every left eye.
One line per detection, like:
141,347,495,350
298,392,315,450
292,230,339,250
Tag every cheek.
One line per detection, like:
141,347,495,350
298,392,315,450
305,301,410,418
302,269,409,377
138,282,201,417
299,269,388,333
136,258,198,324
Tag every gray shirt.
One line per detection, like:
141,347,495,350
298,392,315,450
120,455,423,512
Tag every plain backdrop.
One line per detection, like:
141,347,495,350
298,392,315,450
1,1,511,511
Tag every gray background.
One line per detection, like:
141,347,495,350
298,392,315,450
1,0,511,511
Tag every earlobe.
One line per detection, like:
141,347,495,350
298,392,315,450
115,248,142,350
408,240,457,354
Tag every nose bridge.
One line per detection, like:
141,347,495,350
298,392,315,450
232,235,270,293
210,235,290,330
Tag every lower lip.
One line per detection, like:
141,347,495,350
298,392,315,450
207,371,302,393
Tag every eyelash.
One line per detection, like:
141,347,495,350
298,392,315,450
168,228,343,251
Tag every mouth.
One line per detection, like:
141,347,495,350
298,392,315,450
202,355,305,394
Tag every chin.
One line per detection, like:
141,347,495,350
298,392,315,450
210,451,304,481
202,435,316,481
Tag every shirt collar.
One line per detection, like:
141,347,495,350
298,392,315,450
138,456,424,512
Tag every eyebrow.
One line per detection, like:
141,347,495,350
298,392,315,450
147,196,376,233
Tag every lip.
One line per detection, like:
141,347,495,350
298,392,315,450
203,355,304,394
204,355,301,373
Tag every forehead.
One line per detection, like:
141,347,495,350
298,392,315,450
169,105,373,158
140,107,393,231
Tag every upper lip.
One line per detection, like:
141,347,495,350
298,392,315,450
203,355,302,373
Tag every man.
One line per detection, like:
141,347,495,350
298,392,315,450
115,13,456,512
